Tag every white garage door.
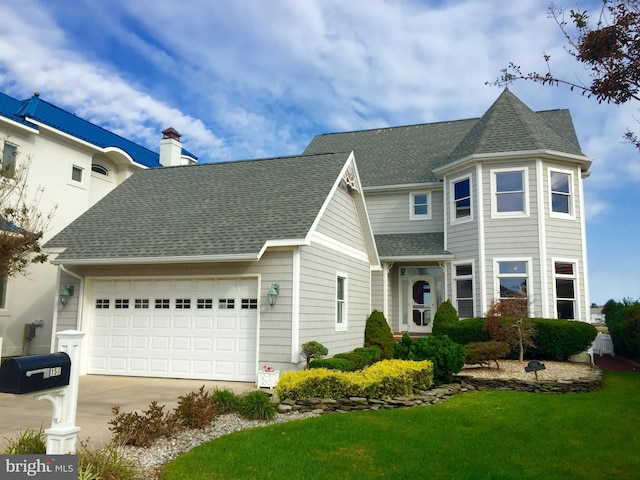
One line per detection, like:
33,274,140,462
88,278,258,381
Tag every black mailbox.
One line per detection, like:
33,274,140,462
0,352,71,394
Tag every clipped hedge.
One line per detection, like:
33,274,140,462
309,357,352,372
436,318,490,345
464,341,511,367
276,360,433,401
529,318,597,360
438,317,597,361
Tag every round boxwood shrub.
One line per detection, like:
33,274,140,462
364,310,395,359
408,335,465,384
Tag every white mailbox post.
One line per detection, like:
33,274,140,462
31,330,85,454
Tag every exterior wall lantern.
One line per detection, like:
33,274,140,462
267,284,279,308
59,285,75,308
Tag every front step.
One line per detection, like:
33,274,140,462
393,332,432,341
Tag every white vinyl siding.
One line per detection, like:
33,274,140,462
365,189,444,234
316,181,366,251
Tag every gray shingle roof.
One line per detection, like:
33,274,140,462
304,89,584,188
45,152,350,262
374,233,451,259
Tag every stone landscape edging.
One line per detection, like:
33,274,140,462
276,369,603,414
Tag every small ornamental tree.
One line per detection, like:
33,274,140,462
484,300,536,362
301,341,328,369
364,309,395,359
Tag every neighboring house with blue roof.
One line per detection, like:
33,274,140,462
0,90,196,358
41,88,593,383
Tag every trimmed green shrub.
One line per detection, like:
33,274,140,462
301,341,329,369
309,357,352,371
364,310,395,359
464,341,511,367
436,317,490,345
408,335,465,384
276,360,433,401
335,346,382,370
432,299,459,336
528,318,598,360
210,387,242,414
239,391,276,421
393,332,414,360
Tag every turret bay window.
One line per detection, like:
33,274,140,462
451,176,472,222
496,260,529,312
492,168,528,216
550,170,574,217
554,261,577,319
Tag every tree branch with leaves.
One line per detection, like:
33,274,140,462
488,0,640,149
1,140,56,277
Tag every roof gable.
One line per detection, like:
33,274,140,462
45,152,365,263
304,90,585,188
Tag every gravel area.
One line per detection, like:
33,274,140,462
459,359,599,381
120,360,598,478
119,411,318,479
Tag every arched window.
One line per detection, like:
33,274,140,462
91,163,109,176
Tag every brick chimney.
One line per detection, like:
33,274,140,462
159,127,182,167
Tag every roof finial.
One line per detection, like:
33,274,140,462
34,92,40,97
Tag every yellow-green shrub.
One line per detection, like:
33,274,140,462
276,360,433,401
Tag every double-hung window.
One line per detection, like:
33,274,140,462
336,274,347,330
1,142,17,178
410,192,430,220
554,261,577,319
550,170,574,217
496,259,529,313
492,168,528,216
451,176,472,222
454,263,474,318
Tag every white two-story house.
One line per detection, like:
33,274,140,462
0,91,196,357
304,88,592,335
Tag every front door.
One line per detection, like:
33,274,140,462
410,277,436,333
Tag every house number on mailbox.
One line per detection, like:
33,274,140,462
26,367,63,379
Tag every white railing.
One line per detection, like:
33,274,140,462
592,332,615,356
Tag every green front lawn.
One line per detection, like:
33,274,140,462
161,372,640,480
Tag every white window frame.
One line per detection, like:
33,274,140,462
1,142,18,179
549,168,575,219
453,260,475,319
335,272,348,331
70,164,85,185
450,174,473,224
553,258,579,320
410,191,431,220
0,275,8,310
491,167,529,218
494,257,533,316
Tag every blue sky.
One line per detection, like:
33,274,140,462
1,0,637,305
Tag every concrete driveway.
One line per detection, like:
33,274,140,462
0,375,256,449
